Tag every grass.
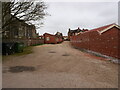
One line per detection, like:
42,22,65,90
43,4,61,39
3,44,45,60
2,46,34,62
2,46,33,60
32,43,44,46
13,46,33,56
3,44,44,57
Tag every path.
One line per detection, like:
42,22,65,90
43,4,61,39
2,41,118,88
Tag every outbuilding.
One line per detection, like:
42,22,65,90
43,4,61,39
43,33,57,44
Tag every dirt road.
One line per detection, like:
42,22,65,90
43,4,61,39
2,41,118,88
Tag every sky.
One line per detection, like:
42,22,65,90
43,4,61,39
36,1,118,36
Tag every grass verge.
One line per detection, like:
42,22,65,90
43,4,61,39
2,44,45,60
13,46,33,56
2,46,33,61
32,43,44,46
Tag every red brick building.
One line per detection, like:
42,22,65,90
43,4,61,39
55,32,64,43
68,27,88,40
70,23,120,59
43,33,63,44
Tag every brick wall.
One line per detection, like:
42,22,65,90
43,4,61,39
70,27,120,59
3,39,44,46
44,33,57,44
44,33,63,44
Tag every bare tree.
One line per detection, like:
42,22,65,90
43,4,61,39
2,0,48,32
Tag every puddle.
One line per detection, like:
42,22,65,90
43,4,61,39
48,51,56,53
8,66,36,73
62,54,70,56
2,69,8,73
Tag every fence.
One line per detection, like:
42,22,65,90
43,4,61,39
70,27,120,59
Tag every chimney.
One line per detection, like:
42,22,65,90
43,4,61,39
69,28,71,32
83,29,89,32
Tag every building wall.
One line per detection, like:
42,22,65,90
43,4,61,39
70,27,120,59
44,33,57,44
2,16,44,46
44,33,63,44
2,2,11,39
3,38,44,46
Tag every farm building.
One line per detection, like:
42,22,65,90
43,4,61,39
43,32,63,44
70,23,120,59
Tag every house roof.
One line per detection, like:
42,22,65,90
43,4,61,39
69,27,89,34
69,27,82,33
83,23,120,34
55,32,63,37
44,33,55,36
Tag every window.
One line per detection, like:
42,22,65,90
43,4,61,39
46,37,50,41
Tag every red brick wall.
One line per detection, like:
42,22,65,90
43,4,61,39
29,39,44,46
3,39,44,46
44,33,63,44
44,34,57,44
70,27,120,59
57,37,63,43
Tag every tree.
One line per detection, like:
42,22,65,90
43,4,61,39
2,0,48,32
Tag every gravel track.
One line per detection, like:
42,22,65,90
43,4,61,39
2,41,118,88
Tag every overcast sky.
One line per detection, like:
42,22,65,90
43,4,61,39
37,1,118,36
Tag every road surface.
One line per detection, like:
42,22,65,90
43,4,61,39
2,41,118,88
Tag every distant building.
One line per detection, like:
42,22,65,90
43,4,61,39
55,32,64,43
68,27,88,40
63,36,68,41
55,32,63,37
43,32,63,44
39,35,44,40
43,33,57,44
